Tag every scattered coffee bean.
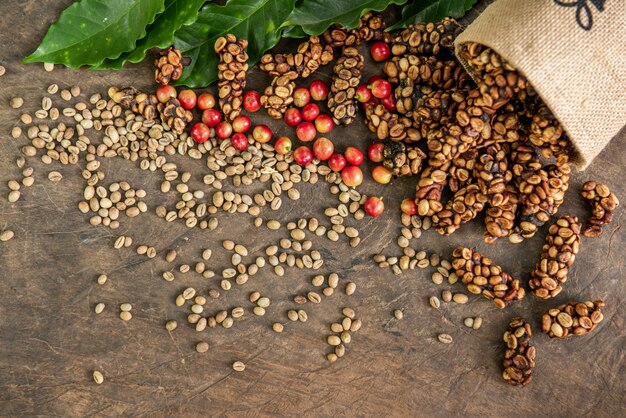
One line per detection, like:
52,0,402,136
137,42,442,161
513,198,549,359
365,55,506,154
267,219,281,230
328,273,339,288
287,310,298,321
327,335,341,346
48,171,63,182
93,370,104,385
345,282,356,295
196,341,209,353
312,275,324,287
473,317,483,330
10,97,23,109
165,250,177,263
202,249,212,260
11,127,21,139
307,292,321,303
257,297,270,308
431,272,443,285
452,293,468,304
8,190,20,202
0,230,14,242
297,310,308,322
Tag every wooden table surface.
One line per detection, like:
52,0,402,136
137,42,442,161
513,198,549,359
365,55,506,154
1,1,624,416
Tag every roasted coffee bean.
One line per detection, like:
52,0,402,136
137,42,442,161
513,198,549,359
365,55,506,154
451,247,524,308
502,317,535,386
541,300,604,339
529,215,581,299
581,181,619,237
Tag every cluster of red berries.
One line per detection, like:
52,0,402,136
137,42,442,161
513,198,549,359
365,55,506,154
364,141,394,185
155,50,398,217
278,80,336,166
156,81,366,179
355,74,395,113
156,85,251,149
286,82,334,141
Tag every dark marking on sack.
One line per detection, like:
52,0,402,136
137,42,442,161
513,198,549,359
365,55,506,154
554,0,605,30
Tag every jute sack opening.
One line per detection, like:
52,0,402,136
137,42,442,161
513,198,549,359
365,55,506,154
454,0,626,169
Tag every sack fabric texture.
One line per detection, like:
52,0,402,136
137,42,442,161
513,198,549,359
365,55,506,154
454,0,626,169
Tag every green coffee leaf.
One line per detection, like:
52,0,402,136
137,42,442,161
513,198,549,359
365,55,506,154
388,0,477,31
281,25,308,39
96,0,206,70
281,0,408,37
23,0,165,67
174,0,297,88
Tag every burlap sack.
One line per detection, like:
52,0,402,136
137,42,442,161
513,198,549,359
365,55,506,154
455,0,626,169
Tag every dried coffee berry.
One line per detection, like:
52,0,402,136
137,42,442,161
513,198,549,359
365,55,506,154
459,42,529,109
109,86,140,109
215,34,249,122
541,300,605,339
261,75,296,119
154,47,190,85
451,247,525,309
581,181,620,237
381,141,426,177
327,47,364,126
502,317,535,386
529,215,581,299
259,36,333,81
110,85,190,136
433,184,488,235
390,18,462,56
